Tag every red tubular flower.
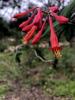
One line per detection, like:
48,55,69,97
23,25,37,44
51,12,69,25
13,7,36,19
22,23,34,32
32,20,46,45
19,13,35,28
49,6,59,13
49,16,62,58
23,31,31,44
33,8,43,24
22,8,43,32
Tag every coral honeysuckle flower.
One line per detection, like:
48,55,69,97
49,16,62,58
19,13,35,28
49,6,59,13
32,20,46,45
22,8,43,32
22,23,34,32
23,25,37,44
33,8,43,24
13,7,36,19
51,12,69,25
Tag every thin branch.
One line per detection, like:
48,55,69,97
34,49,53,63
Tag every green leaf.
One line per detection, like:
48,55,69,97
42,21,59,38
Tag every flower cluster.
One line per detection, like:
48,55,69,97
13,6,69,58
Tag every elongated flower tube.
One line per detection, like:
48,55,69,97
49,16,62,58
22,23,34,32
23,31,31,44
51,12,69,25
23,25,37,44
32,20,46,45
19,13,35,28
33,8,43,24
27,26,37,41
22,8,43,32
13,7,36,19
49,6,59,13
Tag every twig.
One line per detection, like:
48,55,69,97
34,49,53,63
